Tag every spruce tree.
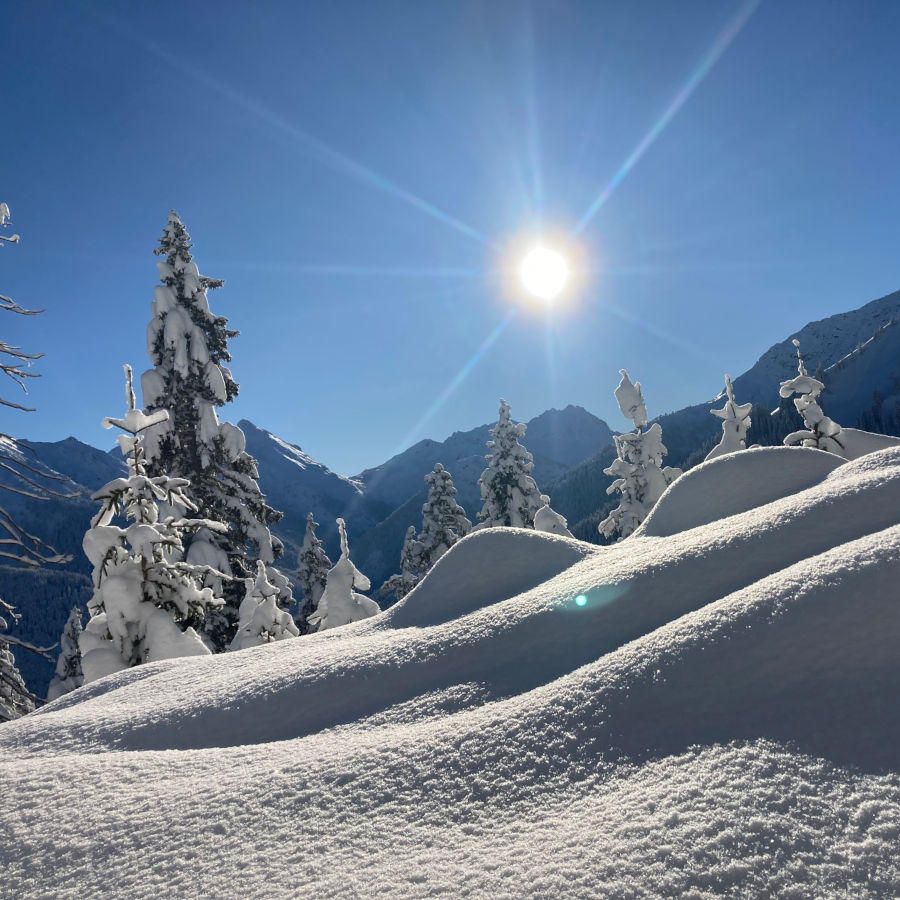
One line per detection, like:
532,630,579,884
477,400,544,528
777,340,845,455
419,463,471,562
705,374,753,461
381,525,425,601
47,606,84,701
296,512,332,633
309,519,379,631
230,561,300,650
382,463,470,600
80,366,225,683
599,371,681,541
141,211,291,651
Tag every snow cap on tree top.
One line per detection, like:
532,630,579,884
614,370,647,429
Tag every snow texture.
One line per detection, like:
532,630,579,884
533,495,574,537
1,445,900,897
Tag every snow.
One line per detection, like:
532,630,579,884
1,446,899,897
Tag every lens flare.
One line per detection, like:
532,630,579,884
575,594,588,607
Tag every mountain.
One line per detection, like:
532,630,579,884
3,444,898,896
548,287,900,537
238,420,376,563
238,406,613,594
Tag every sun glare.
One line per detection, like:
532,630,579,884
520,245,569,302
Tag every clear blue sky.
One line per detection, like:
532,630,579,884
3,1,899,475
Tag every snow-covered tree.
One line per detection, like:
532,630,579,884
47,606,84,701
308,518,379,631
381,525,425,601
534,495,574,537
477,400,544,528
383,462,471,600
230,561,300,650
140,211,291,651
599,370,681,541
419,463,471,562
705,374,753,461
79,366,226,683
0,598,40,722
777,339,844,455
296,512,332,633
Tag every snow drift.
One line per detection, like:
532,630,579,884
1,446,899,898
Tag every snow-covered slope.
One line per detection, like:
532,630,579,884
2,445,898,897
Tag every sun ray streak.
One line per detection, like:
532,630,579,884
392,309,517,455
210,262,481,278
573,0,760,236
86,7,491,248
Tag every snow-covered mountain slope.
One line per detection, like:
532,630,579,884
238,419,376,561
2,446,898,898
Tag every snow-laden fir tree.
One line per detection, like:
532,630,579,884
140,212,291,651
599,370,681,541
0,598,39,722
705,374,753,461
381,525,425,601
534,495,574,537
308,518,379,631
477,400,545,528
46,606,84,701
79,366,226,684
777,339,844,455
296,512,332,633
419,463,471,562
383,462,471,600
230,561,300,650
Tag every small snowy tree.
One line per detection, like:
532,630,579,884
230,561,300,650
777,340,844,455
534,495,574,537
296,512,332,633
477,400,544,528
308,518,379,631
705,374,753,461
419,463,471,562
383,463,471,600
381,525,425,601
47,606,84,701
140,211,291,651
79,366,226,683
599,370,681,541
0,598,43,722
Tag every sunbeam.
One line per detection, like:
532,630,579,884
573,0,760,236
85,7,492,249
392,308,518,455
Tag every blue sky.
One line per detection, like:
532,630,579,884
3,1,900,475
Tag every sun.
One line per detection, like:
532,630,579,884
520,245,570,302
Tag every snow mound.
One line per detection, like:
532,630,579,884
384,527,589,628
1,449,899,897
638,445,844,537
